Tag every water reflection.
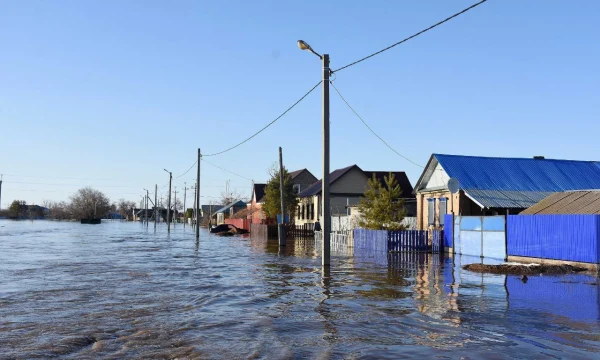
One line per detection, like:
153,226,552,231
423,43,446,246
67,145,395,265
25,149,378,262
1,220,599,359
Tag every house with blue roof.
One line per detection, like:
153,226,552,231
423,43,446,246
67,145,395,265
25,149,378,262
413,154,600,230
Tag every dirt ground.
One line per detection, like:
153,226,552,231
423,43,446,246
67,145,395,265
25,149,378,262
463,263,587,275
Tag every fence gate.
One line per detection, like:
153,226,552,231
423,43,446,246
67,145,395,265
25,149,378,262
453,216,506,260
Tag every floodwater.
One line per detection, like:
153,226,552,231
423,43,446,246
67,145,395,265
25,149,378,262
1,221,599,359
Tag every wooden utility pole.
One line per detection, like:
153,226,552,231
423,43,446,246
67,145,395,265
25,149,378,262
154,184,158,229
278,147,286,246
195,149,201,239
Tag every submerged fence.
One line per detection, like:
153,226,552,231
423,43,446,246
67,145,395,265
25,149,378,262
354,229,443,253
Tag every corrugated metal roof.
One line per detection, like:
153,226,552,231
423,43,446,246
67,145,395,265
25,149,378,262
435,154,600,192
521,191,600,214
214,200,246,214
466,189,554,209
298,165,361,197
433,154,600,209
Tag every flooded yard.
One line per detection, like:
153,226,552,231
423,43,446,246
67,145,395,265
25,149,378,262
1,220,599,359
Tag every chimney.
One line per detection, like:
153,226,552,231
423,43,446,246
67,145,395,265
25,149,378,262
533,156,545,160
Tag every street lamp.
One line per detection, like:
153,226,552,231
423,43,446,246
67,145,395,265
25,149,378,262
164,169,172,232
298,39,331,267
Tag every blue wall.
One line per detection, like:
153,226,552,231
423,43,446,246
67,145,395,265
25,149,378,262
507,215,600,263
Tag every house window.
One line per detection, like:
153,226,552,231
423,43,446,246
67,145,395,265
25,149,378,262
310,204,314,220
297,206,301,219
439,198,447,226
427,198,436,226
301,205,305,220
293,184,301,194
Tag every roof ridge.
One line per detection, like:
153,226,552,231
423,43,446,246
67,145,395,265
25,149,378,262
434,153,598,163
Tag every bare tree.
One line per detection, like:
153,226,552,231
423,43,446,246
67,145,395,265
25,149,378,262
220,180,242,205
117,198,136,220
70,187,111,219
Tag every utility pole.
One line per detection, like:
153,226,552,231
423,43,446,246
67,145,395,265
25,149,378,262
183,182,187,228
192,182,197,229
0,174,3,211
278,147,286,246
321,53,331,266
146,189,149,226
195,148,201,239
143,188,149,226
164,169,172,232
173,186,177,226
154,184,158,229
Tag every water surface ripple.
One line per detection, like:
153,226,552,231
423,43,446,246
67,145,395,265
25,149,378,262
1,220,599,359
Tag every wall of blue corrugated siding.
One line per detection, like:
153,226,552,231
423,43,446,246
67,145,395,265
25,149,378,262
443,214,453,248
353,229,388,252
507,215,600,263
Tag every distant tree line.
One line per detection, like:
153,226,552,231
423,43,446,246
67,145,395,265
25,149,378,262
2,187,137,221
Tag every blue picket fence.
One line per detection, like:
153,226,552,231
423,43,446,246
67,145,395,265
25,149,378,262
388,230,428,252
354,229,444,253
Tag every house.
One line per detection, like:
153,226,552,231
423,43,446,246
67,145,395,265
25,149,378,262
289,168,318,195
247,169,317,224
521,191,600,214
248,183,267,223
295,165,415,226
214,200,247,224
413,154,600,230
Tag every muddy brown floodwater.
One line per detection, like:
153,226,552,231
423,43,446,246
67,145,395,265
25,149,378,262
1,220,600,359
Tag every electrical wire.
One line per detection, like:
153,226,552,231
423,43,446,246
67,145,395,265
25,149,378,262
176,160,197,179
330,81,423,168
203,80,321,157
333,0,488,73
201,158,253,182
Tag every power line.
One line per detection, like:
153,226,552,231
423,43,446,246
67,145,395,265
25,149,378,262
203,80,321,157
175,160,197,179
333,0,488,73
201,158,253,182
330,81,423,168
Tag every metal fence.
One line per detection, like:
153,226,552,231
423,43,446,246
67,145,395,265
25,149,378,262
388,230,428,252
354,229,443,254
507,214,600,264
452,216,506,260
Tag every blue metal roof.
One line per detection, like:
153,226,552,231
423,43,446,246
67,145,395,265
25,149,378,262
433,154,600,208
214,200,246,214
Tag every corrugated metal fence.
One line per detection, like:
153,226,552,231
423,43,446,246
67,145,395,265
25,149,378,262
507,214,600,264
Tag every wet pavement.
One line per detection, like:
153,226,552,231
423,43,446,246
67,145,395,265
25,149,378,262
1,220,599,359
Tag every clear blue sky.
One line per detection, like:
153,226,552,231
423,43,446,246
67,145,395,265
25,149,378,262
1,0,599,208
